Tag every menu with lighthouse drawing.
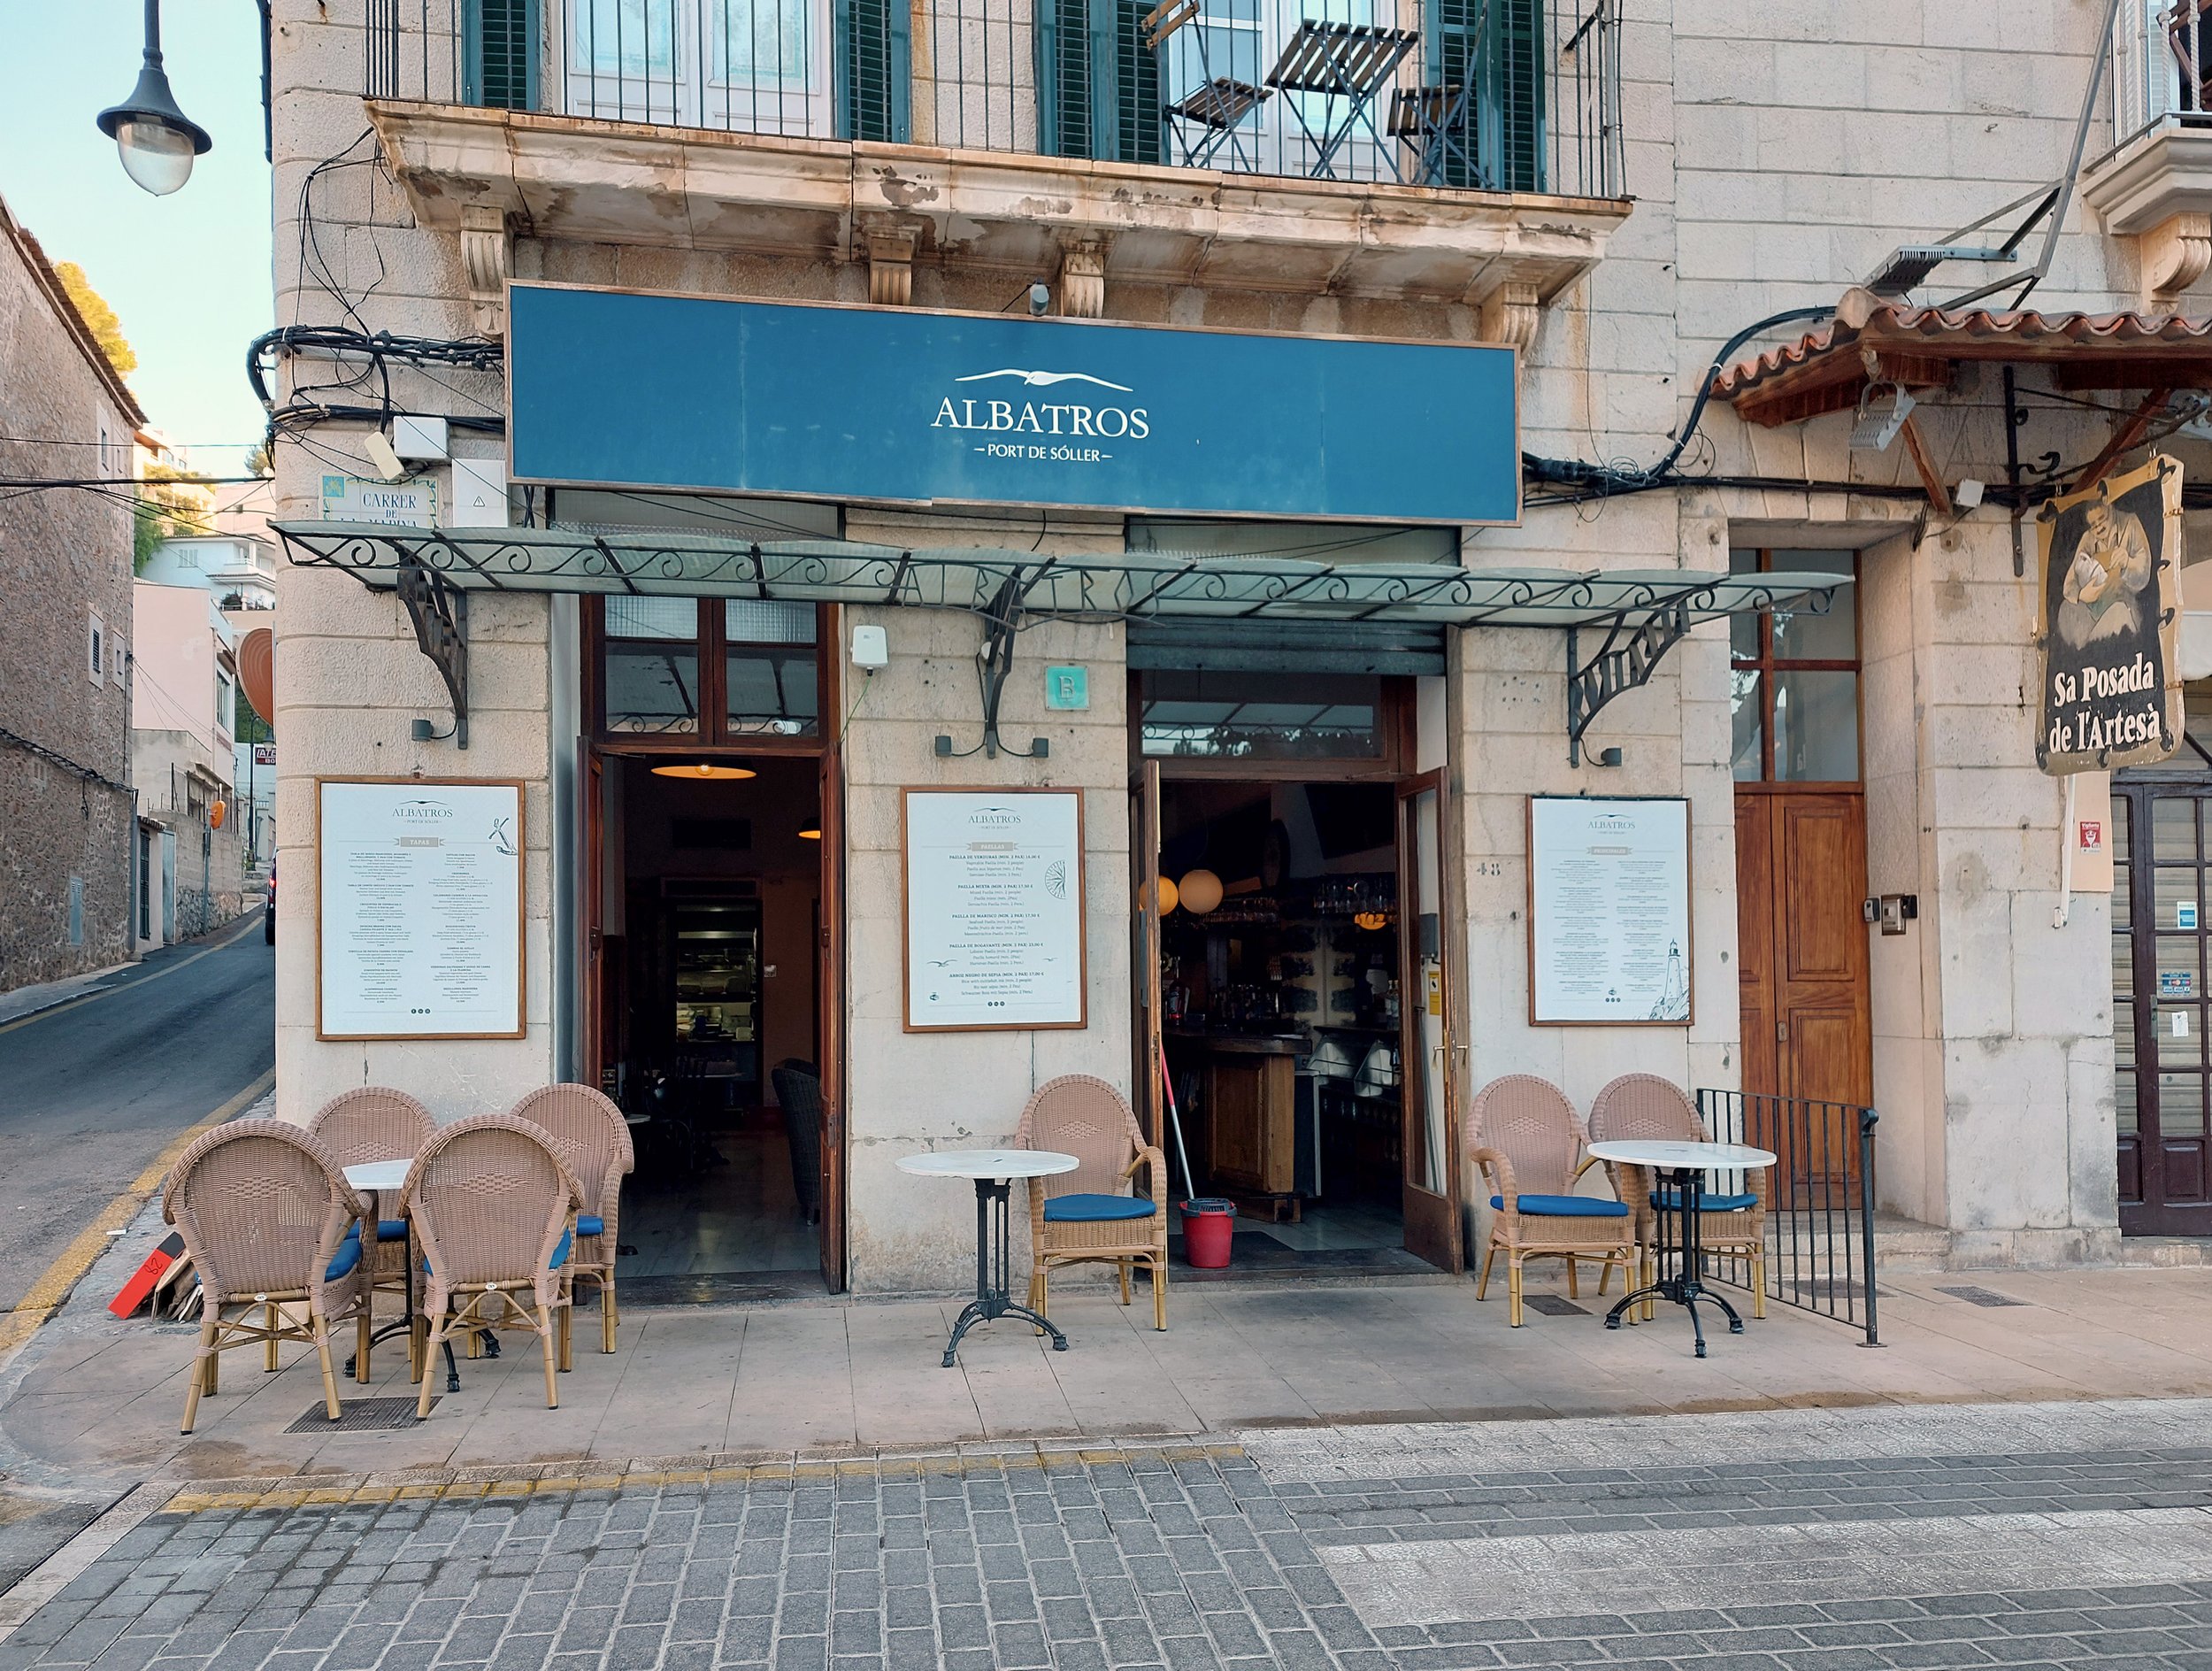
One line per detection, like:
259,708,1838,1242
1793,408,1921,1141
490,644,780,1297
319,779,526,1039
903,789,1087,1030
1528,797,1692,1025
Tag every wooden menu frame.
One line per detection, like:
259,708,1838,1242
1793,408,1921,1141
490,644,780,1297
1525,795,1694,1028
901,786,1088,1033
316,776,528,1041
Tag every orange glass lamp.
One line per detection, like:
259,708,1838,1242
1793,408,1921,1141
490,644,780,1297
649,762,757,781
1178,868,1223,915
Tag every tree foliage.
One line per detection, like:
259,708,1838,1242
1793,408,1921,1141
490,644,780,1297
134,465,216,572
51,262,137,380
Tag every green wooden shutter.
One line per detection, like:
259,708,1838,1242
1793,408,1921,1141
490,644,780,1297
1424,0,1479,186
1478,0,1543,191
463,0,541,110
836,0,912,141
1087,0,1160,163
1036,0,1093,157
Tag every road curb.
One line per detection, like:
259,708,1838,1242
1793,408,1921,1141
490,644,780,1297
0,1482,173,1644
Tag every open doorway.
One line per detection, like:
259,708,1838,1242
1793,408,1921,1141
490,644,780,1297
1134,667,1463,1275
591,753,829,1296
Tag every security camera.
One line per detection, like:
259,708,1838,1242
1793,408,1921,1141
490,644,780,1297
1028,282,1050,317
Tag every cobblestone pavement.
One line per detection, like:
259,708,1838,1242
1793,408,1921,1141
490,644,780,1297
0,1401,2209,1671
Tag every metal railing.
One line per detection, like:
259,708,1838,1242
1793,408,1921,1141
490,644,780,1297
360,0,1624,196
2114,0,2212,147
1697,1090,1880,1346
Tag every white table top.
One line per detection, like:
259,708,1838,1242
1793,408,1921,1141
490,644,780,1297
1587,1139,1776,1169
342,1159,412,1191
897,1149,1079,1181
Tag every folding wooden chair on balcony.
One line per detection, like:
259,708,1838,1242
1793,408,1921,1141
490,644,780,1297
162,1120,375,1434
1386,81,1474,186
1016,1075,1171,1330
1586,1074,1770,1322
1265,19,1419,180
1146,0,1273,170
1469,1074,1633,1326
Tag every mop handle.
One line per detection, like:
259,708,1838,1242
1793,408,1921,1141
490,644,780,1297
1157,1035,1199,1202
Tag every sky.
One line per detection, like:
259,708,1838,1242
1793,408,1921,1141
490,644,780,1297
0,1,275,472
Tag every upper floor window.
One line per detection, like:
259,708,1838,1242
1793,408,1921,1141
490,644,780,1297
561,0,832,135
216,670,236,736
1730,547,1860,785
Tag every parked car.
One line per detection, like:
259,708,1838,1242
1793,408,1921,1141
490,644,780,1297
265,859,276,945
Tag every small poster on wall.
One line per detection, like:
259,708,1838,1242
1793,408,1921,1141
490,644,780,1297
903,788,1087,1031
1527,796,1692,1026
318,779,526,1040
2034,453,2185,775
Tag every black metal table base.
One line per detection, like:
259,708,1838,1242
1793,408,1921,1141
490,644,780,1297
342,1221,482,1392
941,1177,1068,1367
1605,1165,1745,1358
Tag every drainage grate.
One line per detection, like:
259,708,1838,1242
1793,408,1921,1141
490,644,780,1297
1935,1284,2029,1308
286,1397,434,1433
1523,1294,1591,1316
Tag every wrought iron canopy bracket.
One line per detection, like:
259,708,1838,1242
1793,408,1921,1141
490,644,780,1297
1565,603,1694,767
394,550,470,748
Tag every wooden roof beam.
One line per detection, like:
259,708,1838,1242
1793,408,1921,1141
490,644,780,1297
2070,387,2171,494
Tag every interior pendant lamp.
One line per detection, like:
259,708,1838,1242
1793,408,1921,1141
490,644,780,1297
1178,868,1223,915
96,1,212,197
649,762,757,781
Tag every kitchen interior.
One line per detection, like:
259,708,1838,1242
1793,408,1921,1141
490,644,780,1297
595,752,826,1291
1158,777,1425,1268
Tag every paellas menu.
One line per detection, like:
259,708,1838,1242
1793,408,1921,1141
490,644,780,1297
319,781,524,1038
903,789,1086,1030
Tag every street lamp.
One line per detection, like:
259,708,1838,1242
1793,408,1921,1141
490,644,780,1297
96,0,211,197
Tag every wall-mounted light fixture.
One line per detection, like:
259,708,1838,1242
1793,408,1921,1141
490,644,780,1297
96,0,211,197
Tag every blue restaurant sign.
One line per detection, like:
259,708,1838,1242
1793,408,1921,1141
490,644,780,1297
507,285,1519,525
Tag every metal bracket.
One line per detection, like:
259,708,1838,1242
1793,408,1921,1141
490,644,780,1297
395,551,470,748
946,563,1057,760
1565,604,1694,767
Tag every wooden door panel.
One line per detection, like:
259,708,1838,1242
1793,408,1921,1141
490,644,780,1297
2164,1140,2208,1205
1734,796,1773,997
1778,800,1870,986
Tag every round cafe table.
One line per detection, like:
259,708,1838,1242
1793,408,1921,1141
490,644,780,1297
897,1150,1078,1367
1586,1138,1776,1359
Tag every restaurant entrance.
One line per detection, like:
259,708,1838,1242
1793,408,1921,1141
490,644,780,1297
579,593,846,1296
1131,670,1463,1274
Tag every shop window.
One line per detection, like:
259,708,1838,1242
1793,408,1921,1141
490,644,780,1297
592,597,827,748
1139,669,1392,761
1729,547,1861,785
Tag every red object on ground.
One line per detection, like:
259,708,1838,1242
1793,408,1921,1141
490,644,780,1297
1180,1200,1236,1268
110,1232,186,1318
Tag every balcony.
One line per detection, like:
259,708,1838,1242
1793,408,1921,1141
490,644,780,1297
2084,0,2212,306
357,0,1628,330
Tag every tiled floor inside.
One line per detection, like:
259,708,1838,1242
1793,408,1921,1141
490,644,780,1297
621,1120,819,1281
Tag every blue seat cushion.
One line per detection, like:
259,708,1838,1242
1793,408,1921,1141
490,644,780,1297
326,1225,364,1281
576,1215,604,1237
1490,1193,1630,1219
1651,1189,1759,1213
424,1228,572,1279
1043,1193,1156,1223
376,1219,410,1243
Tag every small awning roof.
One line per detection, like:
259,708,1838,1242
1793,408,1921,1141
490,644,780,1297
274,521,1847,630
1717,288,2212,427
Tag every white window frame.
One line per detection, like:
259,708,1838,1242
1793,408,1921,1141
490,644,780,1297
215,668,235,739
563,0,831,137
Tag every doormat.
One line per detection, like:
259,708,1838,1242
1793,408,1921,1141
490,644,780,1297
286,1397,434,1433
1522,1294,1590,1316
1935,1284,2030,1308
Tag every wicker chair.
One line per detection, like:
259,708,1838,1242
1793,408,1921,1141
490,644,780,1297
507,1084,634,1353
1015,1075,1170,1331
305,1088,435,1323
1587,1074,1769,1321
161,1120,374,1434
402,1113,582,1417
1468,1074,1634,1327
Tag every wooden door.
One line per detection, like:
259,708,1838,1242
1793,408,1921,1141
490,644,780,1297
2114,783,2212,1234
816,740,848,1290
1398,774,1464,1271
580,744,607,1088
1734,789,1872,1177
1131,761,1166,1152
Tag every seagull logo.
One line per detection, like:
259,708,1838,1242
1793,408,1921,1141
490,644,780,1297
955,368,1134,392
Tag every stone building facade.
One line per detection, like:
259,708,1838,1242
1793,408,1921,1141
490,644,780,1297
0,197,142,994
263,0,2212,1291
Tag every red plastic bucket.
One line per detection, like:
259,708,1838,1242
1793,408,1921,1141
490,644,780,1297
1180,1198,1237,1267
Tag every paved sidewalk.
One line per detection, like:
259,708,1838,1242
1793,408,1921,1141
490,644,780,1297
2,1400,2210,1671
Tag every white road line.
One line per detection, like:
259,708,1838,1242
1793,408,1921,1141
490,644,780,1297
1243,1397,2212,1481
0,1482,175,1643
1321,1505,2212,1627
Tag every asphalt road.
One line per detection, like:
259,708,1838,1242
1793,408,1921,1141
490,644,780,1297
0,914,273,1322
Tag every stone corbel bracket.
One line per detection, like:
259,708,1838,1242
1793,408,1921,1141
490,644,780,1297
864,224,919,306
1471,278,1541,349
459,204,511,339
1059,241,1109,318
2142,212,2212,307
2079,125,2212,311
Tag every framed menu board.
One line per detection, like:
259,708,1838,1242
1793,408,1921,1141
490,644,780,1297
318,778,526,1040
1527,796,1692,1026
902,788,1087,1031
